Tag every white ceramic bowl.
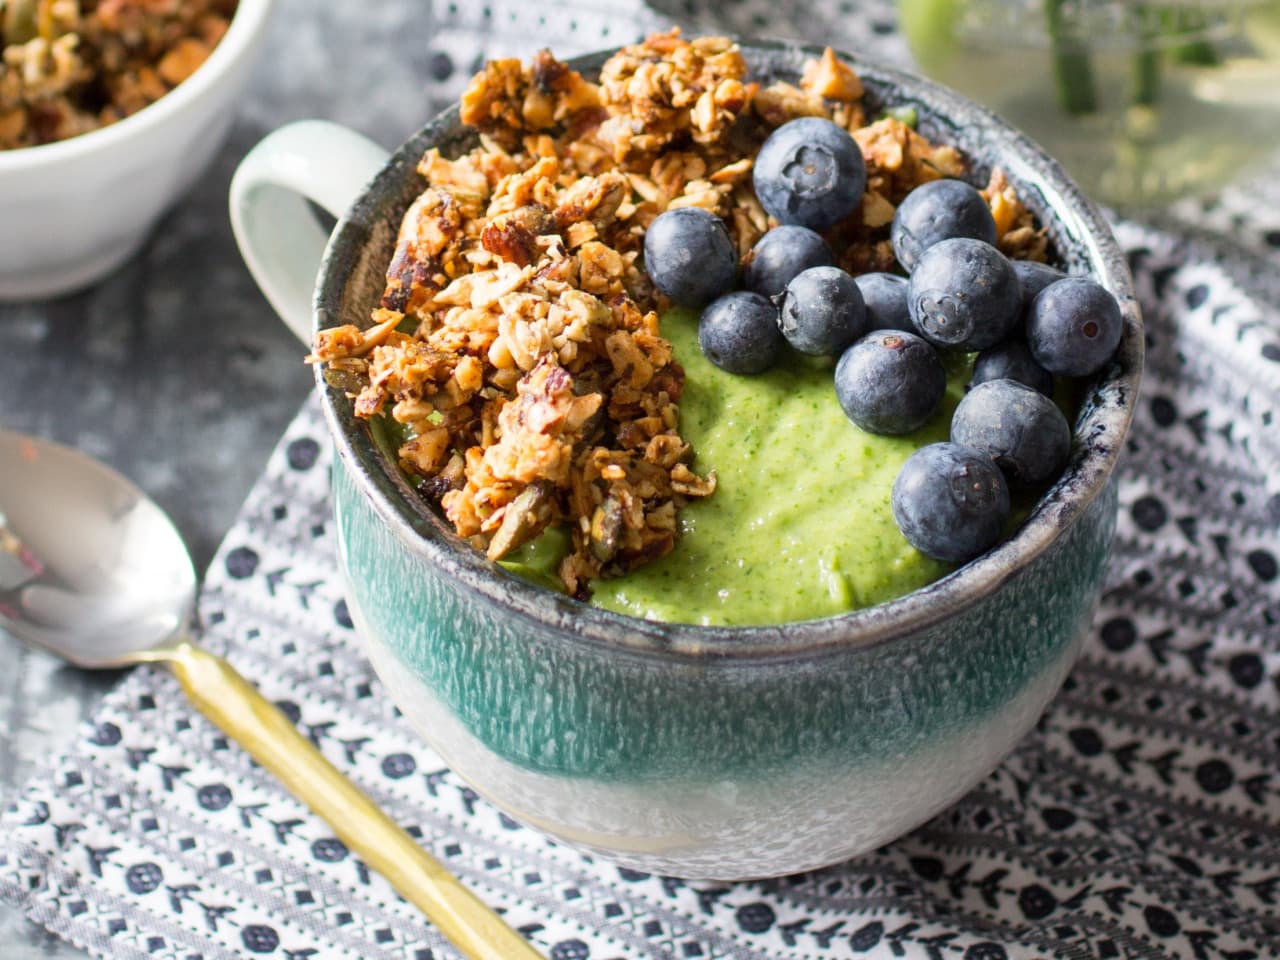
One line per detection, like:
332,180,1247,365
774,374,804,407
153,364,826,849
0,0,273,300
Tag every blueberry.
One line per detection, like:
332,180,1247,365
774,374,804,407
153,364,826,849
742,225,834,297
1012,259,1066,311
643,207,737,307
779,266,867,356
855,272,912,332
1027,277,1124,377
971,339,1054,396
891,442,1011,563
753,117,866,231
699,291,783,374
890,178,998,272
951,379,1071,487
908,238,1020,351
834,330,946,435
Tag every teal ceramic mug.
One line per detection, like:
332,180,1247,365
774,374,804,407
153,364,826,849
230,40,1142,881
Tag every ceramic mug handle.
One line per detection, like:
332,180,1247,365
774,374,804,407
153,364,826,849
229,119,389,343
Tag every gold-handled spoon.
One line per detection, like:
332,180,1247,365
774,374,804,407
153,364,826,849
0,429,545,960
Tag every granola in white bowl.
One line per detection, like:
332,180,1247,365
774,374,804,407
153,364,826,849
0,0,236,149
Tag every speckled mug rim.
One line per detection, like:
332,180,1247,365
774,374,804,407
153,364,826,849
316,37,1143,663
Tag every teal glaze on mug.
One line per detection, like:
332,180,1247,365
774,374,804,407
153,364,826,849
232,40,1143,880
335,459,1118,781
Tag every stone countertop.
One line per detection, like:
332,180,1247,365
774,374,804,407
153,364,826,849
0,3,460,955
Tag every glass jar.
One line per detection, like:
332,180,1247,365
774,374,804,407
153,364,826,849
898,0,1280,208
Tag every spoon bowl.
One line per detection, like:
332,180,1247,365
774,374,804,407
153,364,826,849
0,431,193,666
0,428,545,960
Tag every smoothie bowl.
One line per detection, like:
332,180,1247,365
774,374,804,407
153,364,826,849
231,35,1142,880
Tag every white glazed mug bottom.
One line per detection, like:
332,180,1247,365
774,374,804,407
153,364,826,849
351,575,1088,880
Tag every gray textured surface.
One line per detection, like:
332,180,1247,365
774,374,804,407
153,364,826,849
0,2,439,956
3,1,1278,956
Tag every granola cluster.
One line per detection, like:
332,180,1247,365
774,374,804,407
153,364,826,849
0,0,237,149
309,30,1045,596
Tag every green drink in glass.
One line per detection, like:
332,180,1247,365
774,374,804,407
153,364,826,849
899,0,1280,207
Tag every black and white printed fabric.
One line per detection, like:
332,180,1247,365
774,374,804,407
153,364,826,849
3,2,1280,958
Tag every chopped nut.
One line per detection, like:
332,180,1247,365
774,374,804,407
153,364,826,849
709,157,752,184
564,220,598,248
801,48,863,102
671,463,716,497
588,495,624,562
0,106,26,142
421,148,492,202
307,310,403,363
753,81,827,127
861,190,896,229
400,426,452,476
553,171,628,229
487,480,556,560
156,36,209,86
481,218,540,266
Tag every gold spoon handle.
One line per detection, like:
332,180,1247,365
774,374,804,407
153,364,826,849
163,641,546,960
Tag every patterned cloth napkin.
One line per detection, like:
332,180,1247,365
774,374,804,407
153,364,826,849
5,2,1280,958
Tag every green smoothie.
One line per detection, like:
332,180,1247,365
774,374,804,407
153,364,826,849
505,307,971,626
